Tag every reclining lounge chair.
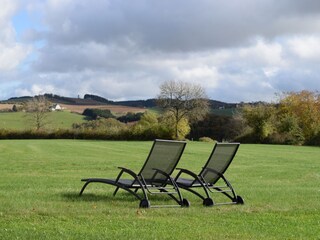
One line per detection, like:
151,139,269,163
80,139,190,208
174,143,244,206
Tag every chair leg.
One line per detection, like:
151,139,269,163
236,195,244,204
79,181,91,196
203,197,214,207
139,199,150,208
181,198,191,207
113,187,120,196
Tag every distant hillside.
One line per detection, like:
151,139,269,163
2,93,238,109
4,94,106,105
83,94,156,108
84,94,238,109
5,96,33,103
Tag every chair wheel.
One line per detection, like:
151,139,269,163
203,198,214,206
236,196,244,204
139,199,150,208
181,198,190,207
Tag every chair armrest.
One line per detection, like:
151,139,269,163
117,167,138,178
150,168,174,186
175,168,199,181
152,168,171,179
115,167,140,185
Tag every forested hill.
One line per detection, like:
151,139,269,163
83,94,237,109
3,93,237,109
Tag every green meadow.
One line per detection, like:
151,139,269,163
0,111,87,130
0,140,319,239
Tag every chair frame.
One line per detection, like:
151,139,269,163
174,143,244,206
79,139,190,208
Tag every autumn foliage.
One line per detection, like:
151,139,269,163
237,91,320,145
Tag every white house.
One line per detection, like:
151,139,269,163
50,104,62,111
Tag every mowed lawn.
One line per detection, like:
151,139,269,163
0,140,319,239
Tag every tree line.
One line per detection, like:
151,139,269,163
5,82,319,146
235,91,320,145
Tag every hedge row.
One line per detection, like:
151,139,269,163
0,129,170,141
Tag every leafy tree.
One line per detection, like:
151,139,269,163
159,112,191,140
138,111,159,126
131,111,159,138
237,91,320,145
157,80,209,139
277,91,320,141
240,104,276,141
25,96,51,130
12,105,18,112
273,113,305,145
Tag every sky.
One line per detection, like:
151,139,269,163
1,0,320,103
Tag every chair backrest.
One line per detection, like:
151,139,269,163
138,139,186,185
200,143,240,184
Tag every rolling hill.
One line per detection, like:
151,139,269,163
2,93,238,110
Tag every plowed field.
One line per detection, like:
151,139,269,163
59,104,146,114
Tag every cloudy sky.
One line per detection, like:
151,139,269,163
1,0,320,102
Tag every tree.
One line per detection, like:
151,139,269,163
25,96,51,130
189,113,243,142
236,91,320,145
240,103,276,141
12,104,18,112
128,111,173,140
277,91,320,141
157,80,209,139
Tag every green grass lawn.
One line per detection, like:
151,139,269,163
0,111,87,130
0,140,319,239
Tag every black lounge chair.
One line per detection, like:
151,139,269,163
174,143,244,206
80,139,190,208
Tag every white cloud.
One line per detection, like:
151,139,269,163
240,40,285,66
0,43,30,71
288,35,320,60
15,83,55,96
0,0,31,71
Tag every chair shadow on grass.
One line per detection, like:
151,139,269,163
61,191,139,203
61,191,179,205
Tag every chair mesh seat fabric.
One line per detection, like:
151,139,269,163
200,143,239,185
138,140,186,185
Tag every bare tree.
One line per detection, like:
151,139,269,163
25,96,51,130
157,80,209,139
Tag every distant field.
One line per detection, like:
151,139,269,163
0,111,87,130
0,141,319,239
0,104,14,111
60,104,146,115
0,103,146,130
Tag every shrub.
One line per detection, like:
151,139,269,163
199,137,216,143
233,132,262,144
305,132,320,146
117,112,143,123
82,108,115,119
267,132,303,145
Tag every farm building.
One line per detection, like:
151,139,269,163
50,104,62,111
